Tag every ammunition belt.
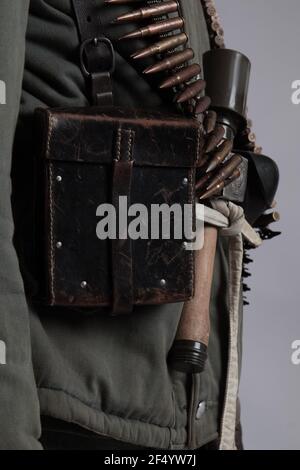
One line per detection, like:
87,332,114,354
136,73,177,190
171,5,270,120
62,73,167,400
106,0,261,154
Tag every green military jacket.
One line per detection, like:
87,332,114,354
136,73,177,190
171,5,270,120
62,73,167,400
0,0,238,450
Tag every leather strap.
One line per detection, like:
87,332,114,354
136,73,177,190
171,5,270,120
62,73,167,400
72,0,114,106
112,128,135,314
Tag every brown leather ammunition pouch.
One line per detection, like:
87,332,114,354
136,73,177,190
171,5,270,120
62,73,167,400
35,106,204,314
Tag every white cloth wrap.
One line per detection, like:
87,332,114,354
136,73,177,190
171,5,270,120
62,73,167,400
196,201,262,450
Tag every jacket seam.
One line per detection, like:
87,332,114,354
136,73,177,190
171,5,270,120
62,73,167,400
38,385,175,431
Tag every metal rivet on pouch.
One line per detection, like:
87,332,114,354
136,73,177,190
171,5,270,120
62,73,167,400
182,178,189,186
56,176,62,182
56,241,63,249
160,279,167,287
81,281,88,289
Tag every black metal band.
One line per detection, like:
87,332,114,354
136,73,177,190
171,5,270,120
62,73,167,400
72,0,115,106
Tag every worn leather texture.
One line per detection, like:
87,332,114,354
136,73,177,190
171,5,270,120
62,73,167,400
36,106,204,312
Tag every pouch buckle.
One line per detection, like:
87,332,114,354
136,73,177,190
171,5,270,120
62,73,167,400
80,37,115,78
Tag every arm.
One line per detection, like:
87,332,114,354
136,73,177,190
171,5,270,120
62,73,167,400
0,0,42,449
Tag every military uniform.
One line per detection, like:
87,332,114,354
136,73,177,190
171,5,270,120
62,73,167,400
0,0,240,449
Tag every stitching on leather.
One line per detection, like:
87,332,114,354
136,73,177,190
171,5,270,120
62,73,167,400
116,127,122,161
196,126,202,164
187,168,195,296
125,129,130,162
126,129,134,162
49,163,55,304
46,113,54,159
46,113,56,304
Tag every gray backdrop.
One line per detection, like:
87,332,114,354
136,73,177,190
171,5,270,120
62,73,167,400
215,0,299,450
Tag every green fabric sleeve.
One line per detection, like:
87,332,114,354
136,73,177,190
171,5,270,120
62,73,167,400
0,0,42,449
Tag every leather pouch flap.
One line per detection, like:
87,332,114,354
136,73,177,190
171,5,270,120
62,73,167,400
38,107,203,168
35,106,204,311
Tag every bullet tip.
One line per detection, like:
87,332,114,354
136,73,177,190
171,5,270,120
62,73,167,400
143,67,153,75
206,182,214,191
118,31,139,40
205,164,214,174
